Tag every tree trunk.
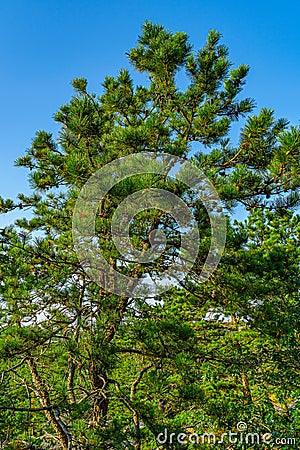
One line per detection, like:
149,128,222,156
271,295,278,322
241,371,253,402
27,357,72,450
89,360,109,427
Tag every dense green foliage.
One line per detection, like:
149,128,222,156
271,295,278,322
0,22,299,449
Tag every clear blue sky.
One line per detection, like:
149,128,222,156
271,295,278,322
1,0,299,223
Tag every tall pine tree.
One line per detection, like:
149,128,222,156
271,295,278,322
0,21,299,449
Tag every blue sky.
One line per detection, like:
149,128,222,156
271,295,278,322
0,0,299,224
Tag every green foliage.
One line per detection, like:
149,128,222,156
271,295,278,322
0,21,299,450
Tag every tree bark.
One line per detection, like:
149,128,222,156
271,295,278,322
88,360,108,426
27,357,72,450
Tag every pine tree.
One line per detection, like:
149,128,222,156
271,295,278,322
0,21,299,449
